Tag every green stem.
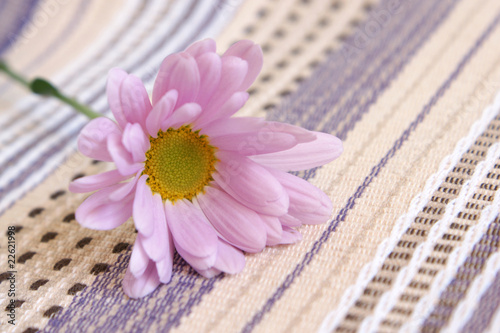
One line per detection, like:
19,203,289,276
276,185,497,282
0,60,101,119
50,83,101,119
0,60,30,88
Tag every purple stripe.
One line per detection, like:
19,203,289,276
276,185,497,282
10,1,92,86
333,0,447,139
274,0,430,132
45,252,218,332
317,0,450,174
0,2,8,28
460,270,500,332
422,217,500,330
0,0,40,55
269,0,421,127
43,251,131,332
0,0,90,96
242,7,500,333
272,0,455,181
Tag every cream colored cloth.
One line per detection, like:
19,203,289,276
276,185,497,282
1,0,500,332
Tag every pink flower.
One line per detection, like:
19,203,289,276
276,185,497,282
70,39,343,298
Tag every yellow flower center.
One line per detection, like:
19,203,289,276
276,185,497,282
143,125,217,202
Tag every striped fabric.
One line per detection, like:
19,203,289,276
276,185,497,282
1,0,500,332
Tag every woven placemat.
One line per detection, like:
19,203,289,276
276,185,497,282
2,0,500,332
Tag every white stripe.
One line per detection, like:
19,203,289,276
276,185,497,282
318,90,500,333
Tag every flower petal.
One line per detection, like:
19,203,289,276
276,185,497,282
195,267,221,278
122,261,160,299
194,52,221,109
250,132,343,171
109,171,141,201
280,226,303,244
201,56,248,121
120,74,152,130
197,91,248,127
213,151,289,216
140,193,170,262
211,131,297,156
185,38,216,58
129,237,149,277
165,199,218,260
122,123,149,163
223,40,263,91
263,122,316,143
146,89,178,137
78,117,121,162
213,239,245,274
75,184,133,230
133,175,155,237
162,103,202,129
107,133,143,176
260,215,283,246
268,168,333,225
69,169,129,193
279,214,302,227
107,68,128,129
175,243,216,271
197,187,267,253
201,117,265,138
202,118,314,155
156,243,174,284
153,53,200,107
